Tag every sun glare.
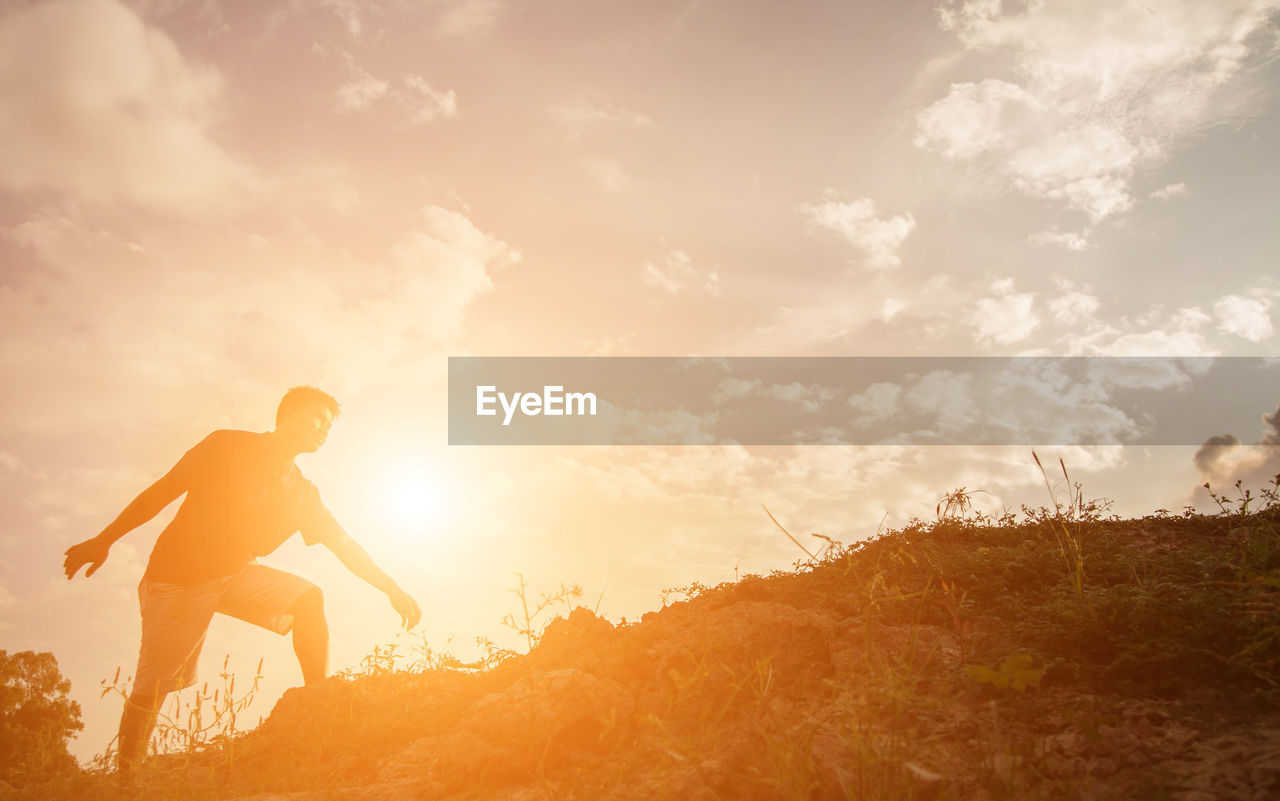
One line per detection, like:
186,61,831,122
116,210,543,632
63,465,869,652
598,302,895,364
384,470,441,529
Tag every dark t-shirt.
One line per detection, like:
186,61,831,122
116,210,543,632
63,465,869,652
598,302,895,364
143,429,344,584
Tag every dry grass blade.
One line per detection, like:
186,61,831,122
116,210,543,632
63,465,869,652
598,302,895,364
762,504,816,561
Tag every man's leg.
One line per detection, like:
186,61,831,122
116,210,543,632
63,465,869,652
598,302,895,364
127,575,224,776
288,586,328,684
216,564,329,685
117,690,166,775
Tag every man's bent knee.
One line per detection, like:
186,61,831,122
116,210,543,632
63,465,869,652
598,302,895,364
289,586,325,625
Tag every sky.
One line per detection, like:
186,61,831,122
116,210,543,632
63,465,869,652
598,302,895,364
2,0,1279,763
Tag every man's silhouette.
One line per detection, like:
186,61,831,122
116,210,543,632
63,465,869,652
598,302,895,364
62,387,421,775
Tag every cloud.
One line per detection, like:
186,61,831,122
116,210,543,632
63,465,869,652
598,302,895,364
0,205,518,441
319,0,364,36
551,100,651,140
970,278,1039,345
843,363,1147,445
1055,299,1221,357
1089,327,1216,357
1048,282,1100,324
434,0,506,37
1214,294,1274,342
386,206,522,340
799,194,917,270
915,79,1040,160
1194,402,1280,488
583,158,631,192
712,379,835,413
916,0,1280,223
1028,229,1089,251
335,64,389,110
847,382,902,422
402,74,459,123
0,0,256,213
1151,182,1189,201
594,405,721,445
903,370,980,437
642,249,720,296
334,56,457,125
1195,433,1241,473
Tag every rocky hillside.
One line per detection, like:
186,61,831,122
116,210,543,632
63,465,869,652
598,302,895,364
19,485,1280,801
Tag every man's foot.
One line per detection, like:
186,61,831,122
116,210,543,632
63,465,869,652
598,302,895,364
116,752,143,789
115,763,137,791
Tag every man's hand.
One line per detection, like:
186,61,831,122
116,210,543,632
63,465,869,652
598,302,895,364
388,588,421,630
63,536,111,580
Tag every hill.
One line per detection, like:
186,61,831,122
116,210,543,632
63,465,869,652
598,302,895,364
12,478,1280,800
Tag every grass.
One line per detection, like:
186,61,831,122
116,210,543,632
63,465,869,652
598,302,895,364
16,467,1280,800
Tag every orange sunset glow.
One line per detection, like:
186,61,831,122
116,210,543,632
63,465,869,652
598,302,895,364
3,1,1280,798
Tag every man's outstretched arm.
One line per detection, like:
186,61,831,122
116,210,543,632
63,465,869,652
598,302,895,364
324,534,422,629
62,466,188,580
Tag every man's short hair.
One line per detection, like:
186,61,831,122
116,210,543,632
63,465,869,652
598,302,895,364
276,386,341,427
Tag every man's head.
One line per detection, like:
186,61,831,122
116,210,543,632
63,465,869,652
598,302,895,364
274,386,341,454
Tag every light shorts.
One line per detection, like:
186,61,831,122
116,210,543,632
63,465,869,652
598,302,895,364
132,562,318,701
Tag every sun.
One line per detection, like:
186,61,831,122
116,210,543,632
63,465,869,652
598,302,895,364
383,469,441,529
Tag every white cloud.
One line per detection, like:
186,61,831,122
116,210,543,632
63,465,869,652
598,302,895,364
0,206,519,439
387,206,522,340
847,382,901,421
1048,281,1100,324
435,0,505,37
402,74,458,124
551,100,651,140
845,364,1145,446
1150,182,1189,201
1057,302,1219,357
1048,291,1099,324
319,0,363,36
712,379,835,413
0,0,256,213
917,0,1280,223
334,57,457,125
642,249,720,296
915,79,1039,160
1214,294,1274,342
586,158,631,192
800,194,916,270
902,370,980,438
335,65,389,110
1028,229,1089,251
970,278,1040,345
1092,328,1216,357
761,383,834,413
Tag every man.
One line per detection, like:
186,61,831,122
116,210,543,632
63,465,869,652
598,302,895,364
62,386,421,774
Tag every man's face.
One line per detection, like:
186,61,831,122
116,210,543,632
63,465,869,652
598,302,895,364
283,405,335,453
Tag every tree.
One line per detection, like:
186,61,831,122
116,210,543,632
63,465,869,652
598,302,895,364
0,650,83,786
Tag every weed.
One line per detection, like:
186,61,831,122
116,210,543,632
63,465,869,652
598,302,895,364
937,486,988,521
1030,451,1094,614
90,653,264,794
502,572,583,652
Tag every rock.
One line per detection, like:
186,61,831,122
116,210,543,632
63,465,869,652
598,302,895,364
380,667,635,787
646,601,837,692
537,608,615,659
